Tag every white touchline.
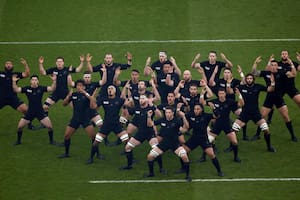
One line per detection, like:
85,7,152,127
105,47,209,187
88,178,300,184
0,38,300,45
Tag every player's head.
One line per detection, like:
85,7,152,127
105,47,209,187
270,60,279,72
223,67,233,80
107,85,116,97
138,80,146,91
75,79,85,90
189,84,198,96
131,69,140,81
104,53,113,65
167,92,176,104
280,50,289,61
162,60,172,73
159,51,167,63
30,75,39,87
4,60,13,71
193,103,203,116
245,73,255,86
83,71,92,84
56,57,65,69
183,70,192,81
139,94,148,106
217,87,226,101
208,51,217,63
164,106,175,120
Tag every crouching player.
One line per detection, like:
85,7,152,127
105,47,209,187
145,106,191,181
182,103,224,177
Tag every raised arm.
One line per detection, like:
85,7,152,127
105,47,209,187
113,67,121,86
147,110,154,127
251,56,262,76
237,65,246,85
20,58,30,78
191,53,201,68
235,88,244,108
208,65,218,87
62,90,73,106
267,74,275,92
12,75,22,93
126,51,132,66
150,78,161,102
169,56,181,76
39,56,46,75
177,110,189,130
201,79,213,98
47,74,57,92
86,53,93,72
220,53,233,68
74,54,85,72
144,57,152,76
99,64,107,86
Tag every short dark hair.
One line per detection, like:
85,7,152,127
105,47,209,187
245,73,255,81
56,56,64,61
218,87,226,93
30,74,39,79
132,69,140,73
83,71,91,75
209,50,217,55
165,106,175,112
75,79,85,87
163,60,173,66
270,60,279,64
223,67,232,72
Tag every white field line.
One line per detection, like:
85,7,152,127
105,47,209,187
88,178,300,184
0,38,300,45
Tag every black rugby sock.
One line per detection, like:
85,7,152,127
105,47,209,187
286,121,295,138
212,157,222,172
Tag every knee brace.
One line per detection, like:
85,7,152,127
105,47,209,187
120,134,129,142
119,116,128,124
95,118,103,127
95,134,104,142
232,122,241,132
150,149,160,158
178,148,187,158
127,141,135,148
207,134,215,143
260,122,269,131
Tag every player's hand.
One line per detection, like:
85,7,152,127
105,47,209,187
68,65,73,71
80,54,85,62
254,56,262,64
146,56,151,64
220,53,226,60
200,79,207,87
50,74,57,81
177,110,185,118
101,64,107,72
237,65,242,74
170,56,175,63
126,52,132,61
194,53,201,60
296,52,300,62
92,88,98,97
20,58,28,66
39,56,44,64
179,80,185,88
147,110,153,118
12,74,20,82
86,53,92,62
269,54,275,62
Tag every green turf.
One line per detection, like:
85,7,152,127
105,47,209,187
0,0,300,200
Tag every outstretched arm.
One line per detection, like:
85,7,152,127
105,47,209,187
39,56,46,75
191,53,201,68
20,58,30,78
47,75,57,92
170,56,181,76
251,56,262,76
12,75,22,93
220,53,233,68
